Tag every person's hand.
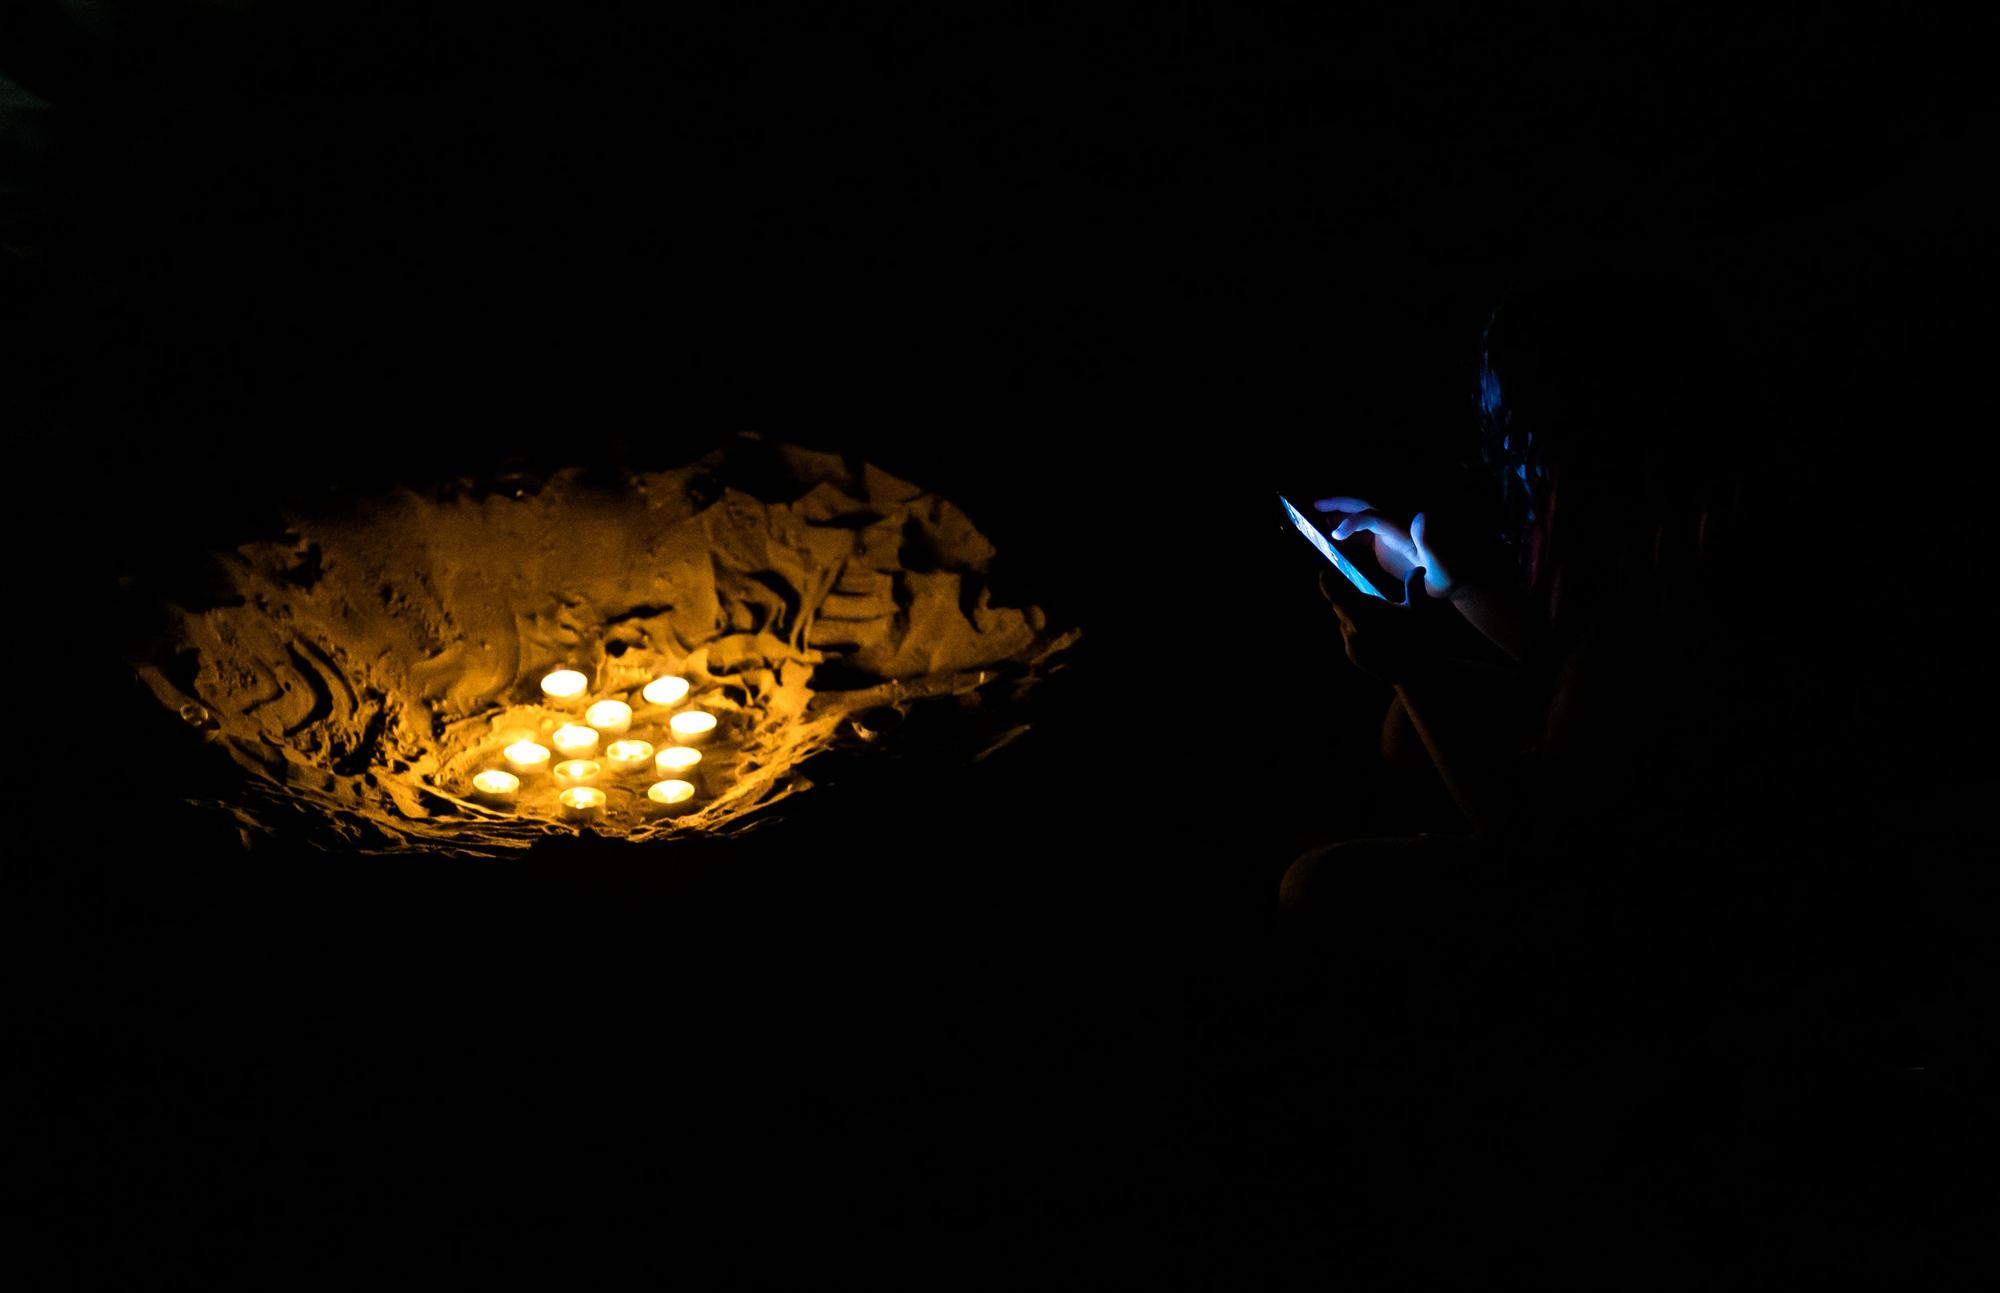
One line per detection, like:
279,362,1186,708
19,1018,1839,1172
1319,562,1433,683
1312,497,1460,601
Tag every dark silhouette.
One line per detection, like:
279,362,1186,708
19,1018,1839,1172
1288,275,1760,921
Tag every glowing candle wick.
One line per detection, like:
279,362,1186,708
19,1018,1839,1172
560,786,607,820
503,741,551,775
552,724,599,758
471,769,520,805
585,699,633,737
604,740,655,775
647,779,696,809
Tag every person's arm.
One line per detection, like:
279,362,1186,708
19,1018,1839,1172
1389,660,1530,840
1439,579,1544,665
1320,568,1534,841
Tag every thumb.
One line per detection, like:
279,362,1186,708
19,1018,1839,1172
1410,511,1453,593
1410,511,1441,572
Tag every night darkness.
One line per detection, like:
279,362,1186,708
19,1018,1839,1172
9,4,1997,1286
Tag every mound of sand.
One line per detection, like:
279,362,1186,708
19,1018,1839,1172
124,437,1077,854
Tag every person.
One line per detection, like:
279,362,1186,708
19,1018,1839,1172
1277,264,1996,1282
1278,270,1766,1033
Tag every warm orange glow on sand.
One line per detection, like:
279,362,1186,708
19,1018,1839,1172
127,447,1078,852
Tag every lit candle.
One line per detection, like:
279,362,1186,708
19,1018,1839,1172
503,740,552,776
553,758,601,789
560,785,607,822
654,745,702,777
668,710,718,745
551,723,600,759
585,699,633,737
471,769,520,806
540,669,589,705
604,739,655,776
646,779,697,813
642,675,690,707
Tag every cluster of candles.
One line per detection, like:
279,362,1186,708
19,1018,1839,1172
467,669,720,823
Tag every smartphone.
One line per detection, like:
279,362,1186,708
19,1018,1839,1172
1277,494,1388,600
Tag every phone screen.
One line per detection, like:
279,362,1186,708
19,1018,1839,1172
1278,494,1387,600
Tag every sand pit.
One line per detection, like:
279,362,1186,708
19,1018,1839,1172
124,437,1077,854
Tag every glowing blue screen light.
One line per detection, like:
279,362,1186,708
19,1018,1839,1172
1278,494,1387,601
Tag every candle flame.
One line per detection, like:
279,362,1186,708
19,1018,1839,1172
647,779,696,806
552,724,599,752
585,700,633,730
669,710,718,738
503,740,550,767
642,676,690,706
606,740,654,765
655,746,701,773
540,669,589,700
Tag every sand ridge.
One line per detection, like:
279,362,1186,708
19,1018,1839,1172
127,438,1077,854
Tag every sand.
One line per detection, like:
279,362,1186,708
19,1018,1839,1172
125,437,1077,854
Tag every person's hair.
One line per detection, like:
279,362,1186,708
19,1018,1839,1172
1473,267,1742,619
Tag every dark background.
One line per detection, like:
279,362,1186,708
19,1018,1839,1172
8,3,1996,1286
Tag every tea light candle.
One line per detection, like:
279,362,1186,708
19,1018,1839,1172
646,779,697,812
560,785,607,822
655,745,702,777
503,740,552,776
668,710,718,745
553,758,601,789
551,723,600,759
604,739,655,776
540,669,589,705
642,675,690,707
471,769,520,806
585,699,633,737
